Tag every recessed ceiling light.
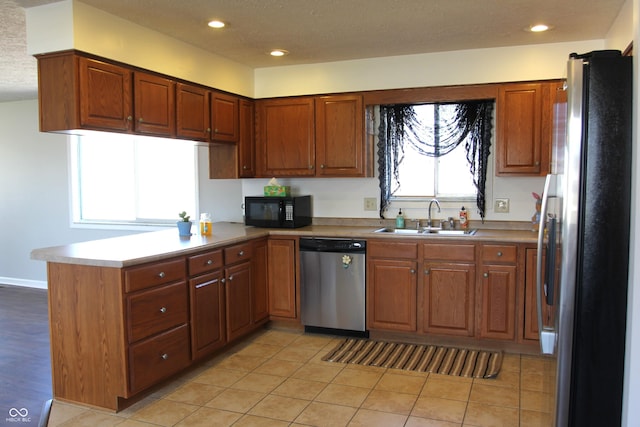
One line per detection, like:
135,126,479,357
529,24,550,32
270,49,289,57
208,20,225,29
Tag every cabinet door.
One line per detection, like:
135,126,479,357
134,72,176,136
238,99,256,177
422,262,475,336
523,248,555,341
79,56,133,131
189,271,225,359
496,82,546,175
176,83,210,141
256,97,315,176
211,92,239,142
479,265,517,340
267,238,297,318
225,261,253,341
315,95,365,177
252,238,269,324
367,259,417,331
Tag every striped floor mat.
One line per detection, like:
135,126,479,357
322,338,503,379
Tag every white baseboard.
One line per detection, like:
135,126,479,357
0,276,48,289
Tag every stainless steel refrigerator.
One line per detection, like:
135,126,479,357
537,50,632,426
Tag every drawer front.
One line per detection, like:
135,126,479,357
129,324,190,393
224,242,253,265
127,281,188,343
188,249,223,276
481,244,517,264
125,258,186,292
368,240,418,259
423,243,475,262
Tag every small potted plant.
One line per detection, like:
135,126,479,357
177,211,192,236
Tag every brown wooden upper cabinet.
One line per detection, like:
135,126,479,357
133,72,175,136
210,92,239,143
255,94,369,178
176,83,210,141
495,81,561,176
176,84,240,144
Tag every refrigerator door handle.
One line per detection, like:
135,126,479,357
536,174,557,354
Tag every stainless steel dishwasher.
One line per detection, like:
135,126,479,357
299,238,368,337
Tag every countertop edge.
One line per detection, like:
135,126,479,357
31,222,538,268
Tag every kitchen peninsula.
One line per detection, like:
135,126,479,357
32,221,541,411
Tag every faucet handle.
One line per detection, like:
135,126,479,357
448,217,455,229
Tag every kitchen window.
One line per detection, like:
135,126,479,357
70,133,198,228
377,101,494,219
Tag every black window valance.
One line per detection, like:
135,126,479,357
377,100,494,219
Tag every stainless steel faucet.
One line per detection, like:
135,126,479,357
427,198,441,228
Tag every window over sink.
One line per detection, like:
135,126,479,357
377,100,494,219
70,133,198,228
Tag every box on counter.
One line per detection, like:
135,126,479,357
263,185,291,197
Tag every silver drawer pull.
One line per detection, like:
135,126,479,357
195,279,218,289
410,269,416,274
161,353,168,360
159,307,167,313
206,259,213,265
228,275,233,281
158,271,165,278
483,272,489,278
496,251,503,257
238,250,244,257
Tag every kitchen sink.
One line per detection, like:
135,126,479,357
373,227,477,236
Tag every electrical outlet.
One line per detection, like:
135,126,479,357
495,198,510,213
364,197,377,211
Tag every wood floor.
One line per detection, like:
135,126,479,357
0,284,52,426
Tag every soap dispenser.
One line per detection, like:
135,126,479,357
396,209,405,229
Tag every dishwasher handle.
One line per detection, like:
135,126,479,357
299,238,366,253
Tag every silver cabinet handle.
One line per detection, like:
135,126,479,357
138,117,144,123
228,275,234,281
483,272,489,278
221,278,226,284
127,115,133,122
320,164,325,169
410,269,416,274
206,259,213,265
238,250,244,257
424,269,430,275
496,251,503,257
195,278,218,289
158,272,165,279
161,353,168,360
159,307,167,313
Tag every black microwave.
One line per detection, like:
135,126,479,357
244,196,312,228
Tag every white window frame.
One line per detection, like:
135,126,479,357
68,134,199,231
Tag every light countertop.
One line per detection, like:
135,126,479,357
31,222,539,268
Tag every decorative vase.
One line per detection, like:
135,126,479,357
177,221,192,237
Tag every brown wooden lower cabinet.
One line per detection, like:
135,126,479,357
422,261,476,336
44,237,271,411
268,237,298,319
479,244,518,340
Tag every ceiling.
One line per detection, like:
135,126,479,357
1,0,627,102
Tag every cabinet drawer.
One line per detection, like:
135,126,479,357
423,243,475,262
188,249,223,276
481,244,517,264
129,324,190,393
368,241,418,259
224,242,252,265
125,258,186,292
127,281,188,343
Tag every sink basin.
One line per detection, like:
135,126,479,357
373,227,477,236
373,228,422,234
424,229,477,236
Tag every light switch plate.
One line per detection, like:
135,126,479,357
364,198,377,211
495,198,509,213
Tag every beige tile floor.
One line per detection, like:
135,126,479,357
46,328,556,427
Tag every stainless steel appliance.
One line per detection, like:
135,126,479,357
537,50,632,426
299,238,367,337
244,195,311,228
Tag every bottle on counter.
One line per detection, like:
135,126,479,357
200,213,212,236
396,209,405,229
459,206,468,229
